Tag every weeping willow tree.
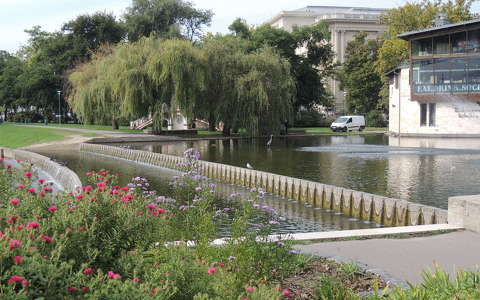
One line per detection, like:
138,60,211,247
68,35,294,135
234,47,294,135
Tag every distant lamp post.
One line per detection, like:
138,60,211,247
57,90,62,124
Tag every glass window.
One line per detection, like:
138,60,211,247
413,59,434,94
468,56,480,93
451,57,468,93
429,103,436,126
452,31,467,53
433,35,450,55
412,38,432,56
420,103,427,126
467,29,480,53
433,58,451,93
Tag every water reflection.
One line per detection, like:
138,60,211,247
115,134,480,209
33,146,376,233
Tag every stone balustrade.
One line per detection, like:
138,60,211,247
80,143,448,227
1,148,82,193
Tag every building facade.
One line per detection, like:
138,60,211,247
267,6,387,113
389,19,480,136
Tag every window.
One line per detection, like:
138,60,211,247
469,56,480,92
433,58,451,93
412,38,432,56
452,31,467,53
429,103,436,126
451,57,468,93
420,103,427,126
347,118,352,123
467,29,480,53
433,35,450,55
413,59,434,94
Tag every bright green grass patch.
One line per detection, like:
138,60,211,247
0,124,97,149
197,130,222,135
17,122,142,133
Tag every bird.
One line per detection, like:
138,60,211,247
246,163,253,169
266,134,273,147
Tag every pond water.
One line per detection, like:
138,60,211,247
112,134,480,209
33,146,377,233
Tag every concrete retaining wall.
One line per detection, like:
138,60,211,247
80,143,448,226
2,148,82,193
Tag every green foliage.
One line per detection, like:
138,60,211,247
339,32,383,114
124,0,213,42
294,110,325,127
247,22,336,111
366,110,387,127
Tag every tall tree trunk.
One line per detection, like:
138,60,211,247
112,119,119,130
222,123,231,136
208,113,216,131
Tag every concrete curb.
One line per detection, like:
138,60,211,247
1,147,82,193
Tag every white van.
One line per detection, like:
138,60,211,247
330,115,365,132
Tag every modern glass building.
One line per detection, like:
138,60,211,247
389,18,480,136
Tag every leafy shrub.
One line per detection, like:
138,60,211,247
294,110,324,127
0,150,301,299
366,110,386,127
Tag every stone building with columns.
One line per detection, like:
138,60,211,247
267,6,387,113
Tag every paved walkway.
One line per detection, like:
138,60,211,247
295,230,480,285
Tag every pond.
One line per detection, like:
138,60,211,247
32,145,377,234
111,134,480,209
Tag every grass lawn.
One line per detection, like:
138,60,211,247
293,127,386,134
0,123,97,149
16,122,142,133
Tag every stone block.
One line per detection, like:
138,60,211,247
435,208,448,224
299,180,309,203
341,189,353,216
362,193,373,222
307,181,316,205
407,203,423,226
323,185,333,210
314,183,324,207
332,187,343,212
395,200,409,226
292,178,301,200
286,177,294,199
372,195,385,225
383,198,397,226
421,206,436,225
351,191,363,219
273,175,280,195
448,195,480,232
279,176,287,197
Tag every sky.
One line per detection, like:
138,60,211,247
1,0,480,53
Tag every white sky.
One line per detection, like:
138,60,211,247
1,0,479,53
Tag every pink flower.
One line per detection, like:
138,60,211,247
107,271,121,279
17,184,26,189
7,216,19,224
26,222,40,229
147,203,156,209
246,287,254,293
48,205,57,212
283,289,291,296
7,275,24,284
43,187,53,192
14,256,23,264
112,190,119,195
207,267,216,275
40,235,53,243
39,191,46,197
10,199,20,205
82,185,92,192
96,182,106,188
9,239,21,249
113,185,120,190
24,172,32,178
68,287,77,293
85,172,93,177
83,268,93,275
28,188,35,194
81,287,89,292
121,187,129,192
76,194,84,200
21,280,29,287
6,164,12,169
132,277,140,283
38,178,46,184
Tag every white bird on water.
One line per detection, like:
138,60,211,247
246,163,253,169
266,134,273,147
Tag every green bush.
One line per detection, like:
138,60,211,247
0,150,302,299
366,110,386,127
294,110,324,127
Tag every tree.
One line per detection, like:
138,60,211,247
236,21,335,112
339,32,383,114
0,52,23,119
228,18,251,39
123,0,212,42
